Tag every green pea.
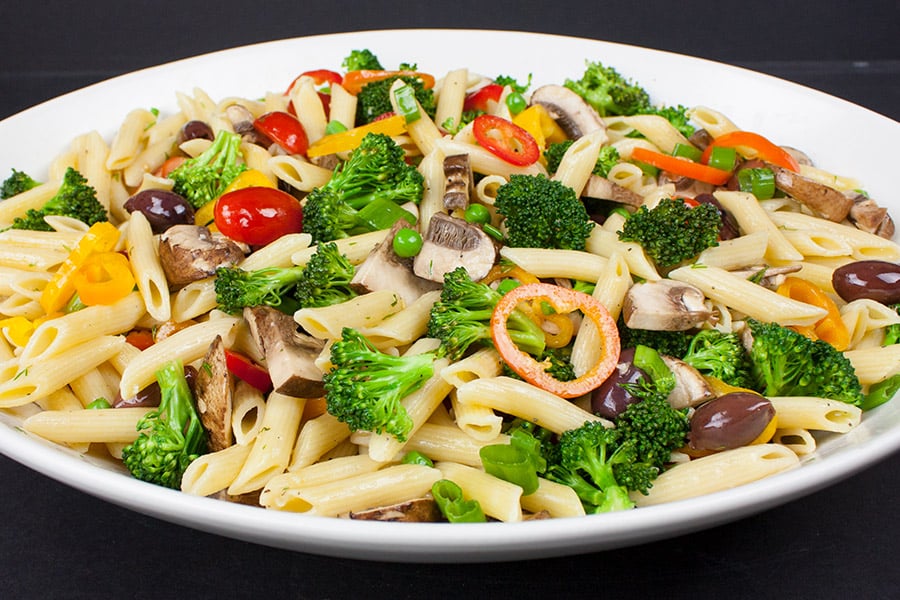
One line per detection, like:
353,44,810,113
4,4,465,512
464,203,490,225
505,91,527,115
392,228,424,258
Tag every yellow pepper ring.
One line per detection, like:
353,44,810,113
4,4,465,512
72,252,136,306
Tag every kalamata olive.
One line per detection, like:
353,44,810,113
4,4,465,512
832,260,900,304
123,189,195,234
112,365,197,408
689,392,775,451
179,119,215,143
694,193,740,240
591,347,646,419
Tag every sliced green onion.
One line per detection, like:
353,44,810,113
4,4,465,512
325,120,348,135
707,146,737,172
392,83,421,123
737,167,776,200
401,450,434,467
671,143,702,162
432,479,486,523
496,278,521,295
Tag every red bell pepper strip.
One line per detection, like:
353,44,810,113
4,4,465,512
490,283,620,398
631,146,732,185
472,115,540,166
701,130,800,172
463,84,503,112
224,349,273,393
341,70,435,95
253,111,309,155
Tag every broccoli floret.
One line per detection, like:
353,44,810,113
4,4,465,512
324,327,435,442
543,141,620,178
682,329,754,389
618,318,694,359
545,421,656,512
214,264,305,315
618,197,721,269
342,49,383,71
564,60,651,117
170,129,246,209
427,266,546,360
302,133,424,242
11,167,106,232
494,73,532,94
121,360,208,489
292,241,358,308
883,304,899,346
746,319,864,406
494,174,594,251
614,388,690,470
1,168,40,199
355,75,436,125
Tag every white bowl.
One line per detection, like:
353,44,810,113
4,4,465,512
0,29,897,563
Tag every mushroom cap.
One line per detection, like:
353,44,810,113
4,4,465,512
194,334,234,452
413,213,497,283
529,84,606,139
158,224,245,286
623,279,712,331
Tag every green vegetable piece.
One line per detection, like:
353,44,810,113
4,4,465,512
671,143,702,162
401,451,434,467
325,120,348,135
431,479,486,523
392,227,423,258
618,197,721,268
632,345,675,395
86,398,111,410
356,196,416,231
392,83,421,123
707,146,737,172
11,167,106,232
1,168,40,199
342,49,383,71
737,167,776,200
463,203,490,225
480,427,547,495
860,374,900,411
505,91,527,115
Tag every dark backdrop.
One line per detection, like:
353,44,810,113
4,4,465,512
1,1,898,598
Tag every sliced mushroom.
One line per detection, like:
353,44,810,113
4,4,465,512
658,171,716,199
413,213,497,283
442,153,473,211
309,153,341,171
688,128,713,151
529,84,606,139
847,193,896,239
661,355,715,409
209,489,262,506
225,104,271,147
158,224,246,286
351,221,441,306
581,175,644,208
782,146,814,167
769,163,854,222
623,280,712,331
194,335,234,452
349,498,443,522
243,306,326,398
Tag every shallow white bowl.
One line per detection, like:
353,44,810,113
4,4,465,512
0,29,897,563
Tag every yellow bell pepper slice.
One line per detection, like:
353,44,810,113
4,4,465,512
307,115,407,158
73,252,136,306
0,316,35,347
512,105,547,151
39,221,120,315
776,277,851,351
193,169,276,228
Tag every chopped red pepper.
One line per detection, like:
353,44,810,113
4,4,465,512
490,283,620,399
224,349,273,393
631,147,732,185
463,84,503,112
701,130,800,172
472,115,540,166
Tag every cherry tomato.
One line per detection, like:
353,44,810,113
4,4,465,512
463,84,503,112
253,111,309,155
224,349,273,393
285,69,343,94
214,186,304,246
472,114,540,166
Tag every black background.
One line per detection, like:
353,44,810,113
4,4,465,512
1,2,898,598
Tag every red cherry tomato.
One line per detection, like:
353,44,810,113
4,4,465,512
285,69,343,94
253,111,309,155
472,114,540,166
224,349,273,393
463,84,503,112
213,187,304,246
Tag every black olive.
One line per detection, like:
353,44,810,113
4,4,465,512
123,189,195,234
832,260,900,304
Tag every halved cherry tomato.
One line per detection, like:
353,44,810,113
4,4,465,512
341,70,436,95
701,130,800,172
214,186,304,246
472,115,540,166
253,111,309,155
224,349,273,393
490,283,620,398
463,84,503,112
631,146,732,185
285,69,343,94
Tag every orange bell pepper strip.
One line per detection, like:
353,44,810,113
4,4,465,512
490,283,620,398
39,221,120,314
341,70,435,95
630,146,732,185
702,130,800,172
306,115,408,157
776,277,850,350
72,252,136,306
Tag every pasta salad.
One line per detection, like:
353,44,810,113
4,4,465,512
0,47,898,523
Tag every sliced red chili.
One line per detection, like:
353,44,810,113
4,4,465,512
472,115,540,166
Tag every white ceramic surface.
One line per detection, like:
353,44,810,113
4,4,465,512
0,29,897,563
